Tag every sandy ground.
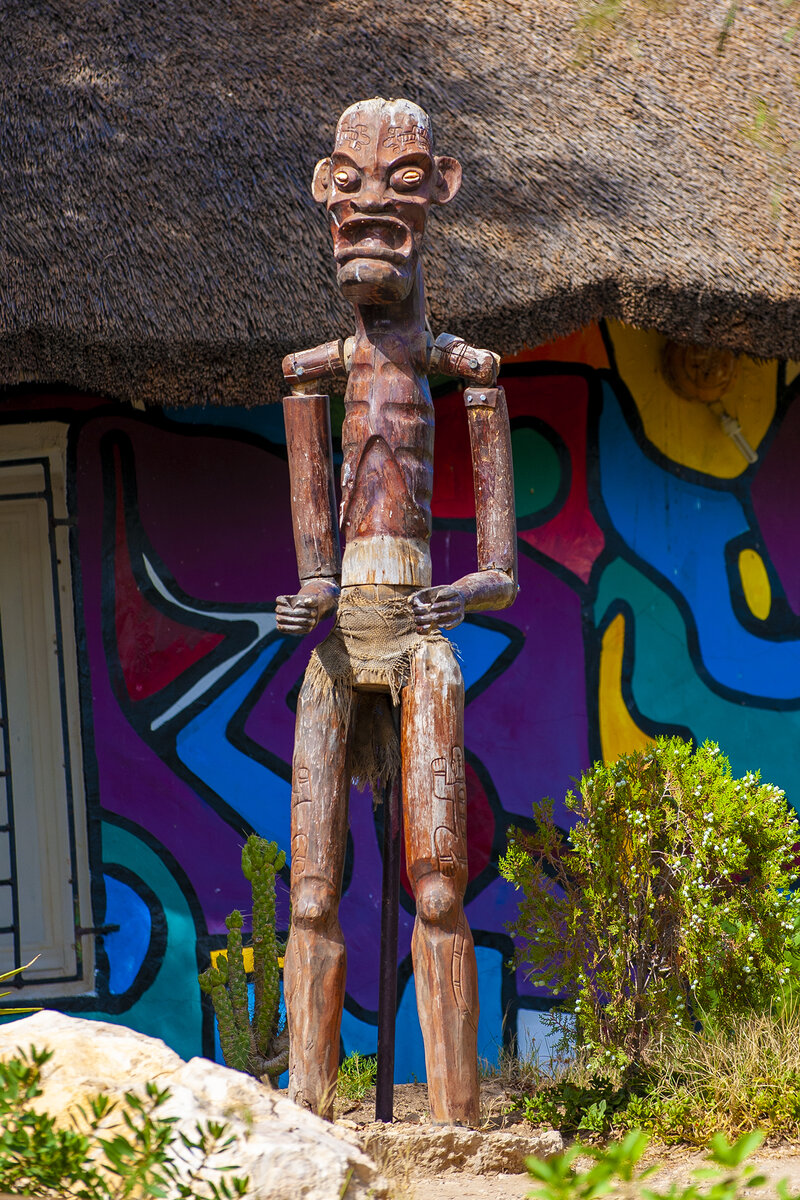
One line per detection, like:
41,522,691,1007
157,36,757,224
334,1083,800,1200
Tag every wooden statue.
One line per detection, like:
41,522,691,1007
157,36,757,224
277,98,517,1125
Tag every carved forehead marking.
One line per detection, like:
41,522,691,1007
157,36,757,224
334,97,434,156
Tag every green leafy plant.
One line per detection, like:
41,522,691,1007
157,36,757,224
500,737,800,1069
337,1051,378,1103
198,836,289,1085
524,1129,775,1200
0,1044,248,1199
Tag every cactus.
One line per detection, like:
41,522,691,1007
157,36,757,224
198,836,289,1085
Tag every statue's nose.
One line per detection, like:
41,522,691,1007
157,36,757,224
352,181,391,213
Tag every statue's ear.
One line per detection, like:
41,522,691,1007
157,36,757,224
433,155,462,204
312,158,331,202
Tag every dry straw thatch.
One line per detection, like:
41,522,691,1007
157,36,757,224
1,0,798,407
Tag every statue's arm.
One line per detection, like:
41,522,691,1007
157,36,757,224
277,346,345,635
413,342,518,633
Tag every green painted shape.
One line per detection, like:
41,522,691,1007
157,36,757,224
595,557,800,807
512,426,562,519
81,822,203,1062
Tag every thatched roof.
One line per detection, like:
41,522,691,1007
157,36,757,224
1,0,798,407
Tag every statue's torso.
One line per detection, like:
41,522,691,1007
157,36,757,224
339,330,434,588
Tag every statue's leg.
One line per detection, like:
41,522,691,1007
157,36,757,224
402,639,480,1126
284,676,350,1119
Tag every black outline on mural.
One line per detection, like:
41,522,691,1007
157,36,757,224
587,365,800,712
4,354,800,1064
100,861,168,1006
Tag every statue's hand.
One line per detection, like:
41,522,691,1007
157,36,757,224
276,579,339,637
410,585,465,633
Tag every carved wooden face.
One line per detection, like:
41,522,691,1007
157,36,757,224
312,99,461,305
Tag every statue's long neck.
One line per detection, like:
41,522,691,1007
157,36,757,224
349,262,428,382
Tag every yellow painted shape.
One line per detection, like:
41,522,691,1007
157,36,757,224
503,322,610,369
606,321,777,478
599,613,655,762
210,947,285,972
738,548,771,620
788,362,800,386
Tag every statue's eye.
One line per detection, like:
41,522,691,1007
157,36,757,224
332,168,358,190
391,167,424,191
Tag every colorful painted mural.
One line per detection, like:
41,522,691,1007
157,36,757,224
1,319,797,1077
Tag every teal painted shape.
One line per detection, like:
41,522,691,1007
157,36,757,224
512,426,563,519
80,822,203,1062
103,875,152,995
164,403,288,446
595,558,800,806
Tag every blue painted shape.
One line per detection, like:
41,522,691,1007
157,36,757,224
103,875,152,995
340,1008,378,1059
394,973,428,1084
213,979,289,1088
595,557,800,808
165,404,288,446
371,945,509,1084
448,621,512,694
176,642,292,849
475,945,505,1070
598,382,800,701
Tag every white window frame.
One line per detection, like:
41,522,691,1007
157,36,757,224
0,422,93,998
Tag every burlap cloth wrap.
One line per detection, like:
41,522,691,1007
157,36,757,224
303,587,445,797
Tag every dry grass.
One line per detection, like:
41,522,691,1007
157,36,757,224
642,1003,800,1144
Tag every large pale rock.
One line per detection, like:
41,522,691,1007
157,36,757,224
0,1011,386,1200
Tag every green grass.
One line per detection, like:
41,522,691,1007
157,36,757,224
337,1051,377,1103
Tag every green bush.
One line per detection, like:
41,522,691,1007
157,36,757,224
0,1045,248,1198
500,737,800,1069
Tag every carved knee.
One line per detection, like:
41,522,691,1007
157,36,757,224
291,877,338,931
414,872,460,931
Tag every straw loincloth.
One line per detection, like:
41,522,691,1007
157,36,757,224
302,587,445,798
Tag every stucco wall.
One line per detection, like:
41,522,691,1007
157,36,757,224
2,320,797,1078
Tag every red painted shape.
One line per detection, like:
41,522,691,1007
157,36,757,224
113,453,224,701
400,762,495,898
432,373,605,583
502,323,610,370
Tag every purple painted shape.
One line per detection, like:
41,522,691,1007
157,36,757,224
86,415,300,604
75,416,288,930
752,397,800,615
432,529,589,816
243,621,332,766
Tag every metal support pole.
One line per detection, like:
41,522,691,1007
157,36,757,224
375,706,402,1122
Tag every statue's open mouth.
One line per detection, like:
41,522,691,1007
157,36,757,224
334,215,413,267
